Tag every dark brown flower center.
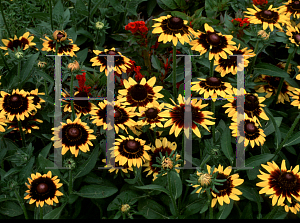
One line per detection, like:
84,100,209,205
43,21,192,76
294,34,300,42
129,84,148,101
68,127,80,138
168,17,184,29
284,172,294,180
207,33,221,45
145,108,158,119
10,95,20,102
245,122,257,134
246,95,258,103
279,172,297,189
263,10,272,16
36,183,48,194
108,50,117,55
114,109,121,118
126,140,140,152
206,77,221,86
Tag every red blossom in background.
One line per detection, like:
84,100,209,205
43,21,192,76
231,18,250,27
252,0,268,5
151,37,160,50
75,72,92,95
125,21,148,47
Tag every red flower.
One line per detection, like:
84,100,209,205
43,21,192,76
126,59,136,74
252,0,268,5
75,72,91,94
139,26,148,34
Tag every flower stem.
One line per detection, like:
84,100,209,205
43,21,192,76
0,49,10,71
167,171,179,217
172,45,177,99
40,206,43,219
209,58,214,77
271,112,300,161
273,47,296,106
0,0,11,37
247,39,259,75
70,71,75,121
206,189,213,219
48,0,53,31
209,58,216,144
68,169,73,195
14,189,29,219
18,120,26,148
87,0,92,31
199,155,211,169
18,60,21,88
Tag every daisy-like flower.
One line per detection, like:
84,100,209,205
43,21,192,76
254,75,294,104
209,164,244,208
0,89,36,121
276,197,300,214
244,4,290,31
159,94,215,138
118,77,164,112
214,44,255,77
53,30,67,42
40,36,79,57
7,116,43,134
222,88,246,120
191,76,234,101
89,100,137,134
137,102,167,128
278,0,300,19
102,156,133,174
0,32,36,55
152,15,196,46
190,23,236,61
143,138,180,181
230,118,266,148
24,171,63,207
51,114,96,157
256,160,300,206
285,25,300,47
90,48,132,75
0,113,7,132
110,135,151,168
27,89,45,110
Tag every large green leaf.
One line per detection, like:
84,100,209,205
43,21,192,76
73,144,100,180
265,108,282,148
75,0,88,16
75,183,118,199
135,184,170,196
52,0,64,17
20,52,39,85
151,54,161,71
127,0,147,16
35,70,54,85
160,0,178,9
43,203,67,219
110,0,125,12
241,202,253,219
245,154,274,168
283,131,300,147
221,125,234,163
216,201,234,219
168,171,182,200
182,194,207,217
147,0,157,17
19,157,35,182
263,117,283,136
138,199,169,219
0,201,23,217
37,154,63,180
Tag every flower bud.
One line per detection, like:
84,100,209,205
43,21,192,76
53,30,67,42
95,21,104,30
121,204,130,213
257,30,270,40
15,51,23,59
67,60,80,72
38,61,47,68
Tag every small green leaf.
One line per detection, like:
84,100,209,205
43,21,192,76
160,0,178,9
76,48,89,63
160,89,174,104
20,52,39,85
182,194,207,217
107,190,141,211
52,0,64,17
35,70,54,85
151,54,161,71
19,157,35,182
135,184,170,196
138,199,169,219
39,142,53,159
75,0,88,16
38,154,62,180
216,201,234,219
75,184,118,199
110,0,125,12
43,203,67,219
0,201,23,217
147,0,157,17
127,0,147,16
30,13,50,21
263,117,283,136
241,202,253,219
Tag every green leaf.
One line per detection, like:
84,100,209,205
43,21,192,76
160,89,174,104
110,0,125,12
238,185,263,202
73,144,99,179
19,157,35,182
37,154,62,180
39,142,53,158
135,184,170,196
138,199,169,219
75,0,88,16
168,171,182,200
241,202,253,219
107,190,141,211
160,0,178,9
0,201,23,217
182,194,207,217
77,29,94,40
283,131,300,147
263,117,283,136
147,0,157,17
20,52,39,85
43,203,67,219
216,200,234,219
221,125,234,163
3,167,23,180
265,108,282,148
254,63,299,88
35,70,54,85
171,11,191,21
127,0,147,16
165,66,185,82
151,54,161,71
245,154,274,168
30,12,50,21
252,188,262,219
52,0,64,17
75,184,118,199
90,0,106,17
76,47,89,63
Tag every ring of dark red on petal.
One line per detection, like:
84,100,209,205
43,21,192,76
113,106,129,124
3,94,30,115
126,83,155,107
96,51,125,71
29,176,57,202
7,37,30,51
73,91,91,114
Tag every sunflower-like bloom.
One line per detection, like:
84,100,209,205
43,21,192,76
90,48,132,75
152,15,196,46
27,89,45,110
143,138,180,181
137,102,167,128
278,0,300,19
190,23,236,61
0,89,36,121
256,160,300,206
0,32,36,55
6,116,43,134
276,197,300,214
214,44,255,77
40,36,79,57
53,30,67,42
254,75,294,104
209,164,244,208
51,114,96,157
289,87,300,109
244,4,290,31
118,77,164,112
89,99,137,134
222,88,246,121
191,76,234,101
160,94,215,138
24,171,63,207
286,25,300,47
61,90,96,115
110,135,151,168
102,156,133,174
230,118,266,148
